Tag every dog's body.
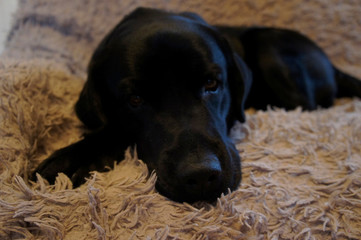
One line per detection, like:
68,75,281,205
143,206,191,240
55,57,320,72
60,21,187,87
33,8,361,203
218,26,361,110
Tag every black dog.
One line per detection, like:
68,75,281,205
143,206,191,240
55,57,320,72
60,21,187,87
33,8,361,203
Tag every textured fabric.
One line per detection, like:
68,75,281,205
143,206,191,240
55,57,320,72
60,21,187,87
0,0,360,239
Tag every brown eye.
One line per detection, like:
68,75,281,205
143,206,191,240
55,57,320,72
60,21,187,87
204,78,219,92
129,95,143,107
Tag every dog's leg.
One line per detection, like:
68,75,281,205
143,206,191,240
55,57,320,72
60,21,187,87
335,67,361,98
32,127,130,187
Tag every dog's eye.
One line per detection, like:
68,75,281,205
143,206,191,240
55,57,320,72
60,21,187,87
129,95,143,107
204,78,219,92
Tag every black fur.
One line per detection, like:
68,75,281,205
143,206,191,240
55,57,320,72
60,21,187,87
33,8,361,203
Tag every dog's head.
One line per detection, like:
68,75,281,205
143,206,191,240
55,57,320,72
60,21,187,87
76,8,252,202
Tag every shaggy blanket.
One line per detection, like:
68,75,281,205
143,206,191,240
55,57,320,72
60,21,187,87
1,0,361,239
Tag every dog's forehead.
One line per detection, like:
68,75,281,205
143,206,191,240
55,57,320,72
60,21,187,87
127,23,226,84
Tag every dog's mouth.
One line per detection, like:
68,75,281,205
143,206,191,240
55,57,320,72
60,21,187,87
155,169,240,203
151,150,241,203
155,177,226,203
136,121,242,203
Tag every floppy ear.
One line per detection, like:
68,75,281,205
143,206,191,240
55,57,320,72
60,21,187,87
227,53,253,123
75,78,106,130
76,8,157,131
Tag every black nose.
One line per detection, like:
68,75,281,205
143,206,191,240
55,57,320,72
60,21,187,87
177,155,223,202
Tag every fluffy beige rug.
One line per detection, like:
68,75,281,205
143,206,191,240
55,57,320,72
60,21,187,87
1,0,361,239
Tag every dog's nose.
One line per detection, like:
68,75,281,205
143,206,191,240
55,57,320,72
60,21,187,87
178,155,222,201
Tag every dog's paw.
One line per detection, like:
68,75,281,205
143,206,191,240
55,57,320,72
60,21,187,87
31,145,89,187
32,138,120,187
32,129,128,187
30,149,81,187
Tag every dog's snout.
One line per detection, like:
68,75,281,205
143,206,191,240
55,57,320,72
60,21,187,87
177,155,223,201
184,164,221,189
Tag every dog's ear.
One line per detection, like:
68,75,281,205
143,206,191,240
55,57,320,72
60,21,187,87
76,8,157,131
75,78,106,130
227,53,253,123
